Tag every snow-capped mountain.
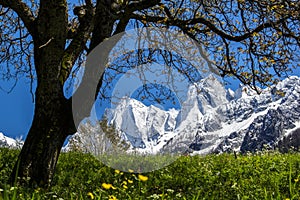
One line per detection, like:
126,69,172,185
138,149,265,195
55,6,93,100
70,75,300,155
4,75,299,154
105,98,179,151
0,132,22,148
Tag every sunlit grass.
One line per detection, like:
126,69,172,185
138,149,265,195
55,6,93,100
97,152,180,173
1,148,300,199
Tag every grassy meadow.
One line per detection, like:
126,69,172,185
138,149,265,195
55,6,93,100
1,147,300,199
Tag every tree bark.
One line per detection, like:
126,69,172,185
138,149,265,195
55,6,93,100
9,0,118,187
10,0,71,187
10,88,72,187
10,46,75,187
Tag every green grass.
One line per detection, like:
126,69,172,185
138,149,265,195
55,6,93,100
1,148,300,200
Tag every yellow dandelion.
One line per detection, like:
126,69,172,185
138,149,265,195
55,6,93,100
128,180,133,184
138,174,148,182
109,195,118,200
159,193,167,197
102,183,116,190
87,192,94,199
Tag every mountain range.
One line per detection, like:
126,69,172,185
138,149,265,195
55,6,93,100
2,75,300,155
68,75,300,155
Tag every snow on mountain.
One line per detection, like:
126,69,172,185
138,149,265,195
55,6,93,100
0,132,22,148
70,75,300,155
2,75,299,155
105,97,179,152
2,75,298,155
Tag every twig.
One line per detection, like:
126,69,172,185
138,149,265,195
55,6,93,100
38,37,54,49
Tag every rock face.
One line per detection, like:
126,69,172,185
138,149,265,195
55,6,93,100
214,76,300,154
104,97,179,153
73,75,300,155
277,128,300,152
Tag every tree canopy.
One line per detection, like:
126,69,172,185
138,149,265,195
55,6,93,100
1,0,299,91
0,0,299,187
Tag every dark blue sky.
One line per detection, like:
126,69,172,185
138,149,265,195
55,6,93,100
1,0,299,140
0,73,224,139
1,69,299,139
0,78,35,139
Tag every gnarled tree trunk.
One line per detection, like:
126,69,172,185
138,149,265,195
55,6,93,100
11,85,73,186
10,0,72,187
10,0,117,187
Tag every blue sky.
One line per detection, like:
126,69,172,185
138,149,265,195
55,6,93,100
0,78,35,139
1,41,299,139
1,65,299,139
0,62,299,139
0,1,299,139
0,67,234,139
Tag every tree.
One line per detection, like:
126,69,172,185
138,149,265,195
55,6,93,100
0,0,299,187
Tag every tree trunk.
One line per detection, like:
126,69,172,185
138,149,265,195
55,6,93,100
10,0,71,187
10,87,73,187
10,46,77,186
9,0,118,188
10,46,76,187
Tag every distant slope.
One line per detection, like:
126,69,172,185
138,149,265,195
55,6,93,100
0,132,22,148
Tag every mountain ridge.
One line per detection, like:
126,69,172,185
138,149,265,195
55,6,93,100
100,75,300,155
2,76,300,155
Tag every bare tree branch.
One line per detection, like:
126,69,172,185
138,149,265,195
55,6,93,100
131,12,288,43
126,0,160,13
0,0,35,35
60,4,95,83
113,0,160,34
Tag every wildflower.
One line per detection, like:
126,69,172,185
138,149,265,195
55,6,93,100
166,189,174,193
231,182,237,188
87,192,94,199
294,178,299,183
176,193,182,198
115,169,120,174
149,194,160,199
128,180,133,184
138,174,148,182
102,183,116,190
128,169,134,173
123,185,128,189
109,195,117,200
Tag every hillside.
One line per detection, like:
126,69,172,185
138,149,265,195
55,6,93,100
1,148,300,199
